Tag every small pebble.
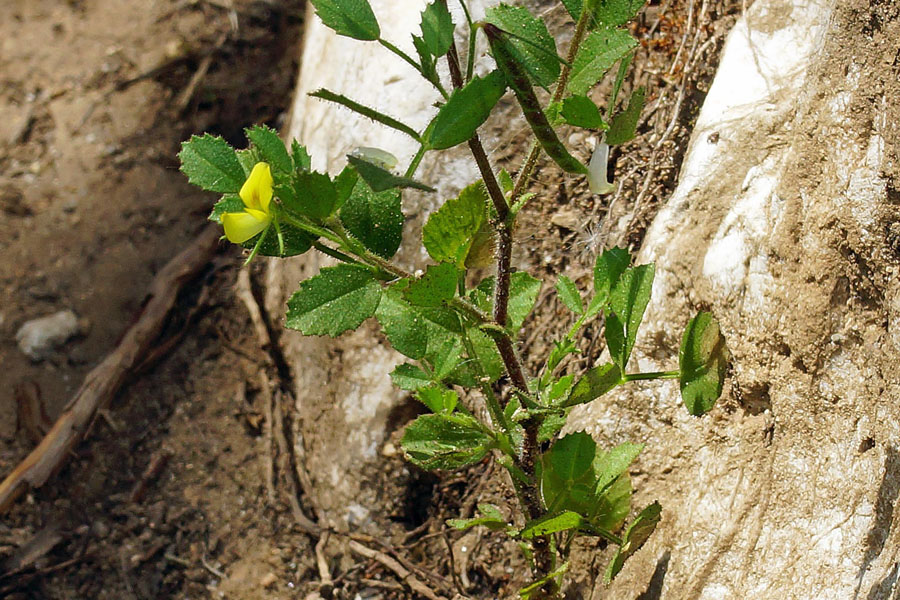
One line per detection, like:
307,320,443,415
259,572,278,588
16,310,86,361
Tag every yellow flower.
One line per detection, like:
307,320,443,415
222,162,274,243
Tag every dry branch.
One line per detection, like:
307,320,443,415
0,225,222,513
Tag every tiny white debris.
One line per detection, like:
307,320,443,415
16,309,84,361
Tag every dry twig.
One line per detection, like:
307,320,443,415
348,540,448,600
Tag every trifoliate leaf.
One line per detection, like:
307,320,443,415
286,265,381,336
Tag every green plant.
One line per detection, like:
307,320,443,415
178,0,729,596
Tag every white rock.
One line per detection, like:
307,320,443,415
16,309,83,360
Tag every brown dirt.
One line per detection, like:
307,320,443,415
0,0,744,598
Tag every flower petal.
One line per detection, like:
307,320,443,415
240,162,274,213
222,210,271,243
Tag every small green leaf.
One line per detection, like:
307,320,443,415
540,432,599,515
376,284,428,359
546,374,576,404
567,29,637,96
401,413,495,470
606,86,645,145
593,246,630,302
422,181,487,266
591,472,631,532
420,307,466,379
424,71,507,150
236,148,259,176
565,362,622,407
499,168,514,195
179,134,245,193
390,363,432,390
250,222,314,257
416,385,458,413
537,412,568,443
447,504,508,532
593,442,642,494
508,272,542,333
560,95,607,129
347,154,435,192
464,220,496,269
545,339,578,375
556,275,584,315
679,312,728,416
291,140,311,171
286,265,382,336
245,125,292,174
560,0,582,20
588,0,647,28
334,165,359,210
210,194,244,222
413,34,439,82
310,0,380,41
420,0,454,57
485,4,560,90
520,511,583,539
448,326,504,385
340,178,403,258
287,171,337,222
519,562,569,599
604,501,661,583
404,262,458,307
606,264,654,371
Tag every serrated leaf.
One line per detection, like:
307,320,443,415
401,413,494,470
179,134,245,193
593,442,642,494
520,511,583,539
334,165,359,210
251,222,314,257
347,154,435,193
291,140,311,171
567,29,637,96
565,362,622,407
416,385,458,413
413,34,439,82
606,264,654,371
245,125,292,174
537,412,568,443
376,285,428,359
679,312,728,416
464,220,496,269
422,181,487,266
560,95,607,129
607,86,644,145
499,169,514,194
420,306,466,379
555,275,584,315
390,363,432,390
210,194,244,222
604,501,661,583
546,374,576,404
485,4,560,90
424,71,507,150
589,0,647,28
420,0,454,57
286,265,381,336
448,326,504,386
236,148,259,176
285,171,337,221
404,262,458,307
310,0,380,41
508,272,542,333
340,178,403,258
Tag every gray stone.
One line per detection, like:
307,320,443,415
16,309,84,361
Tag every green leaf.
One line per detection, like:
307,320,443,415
464,220,496,269
606,86,645,145
546,374,576,404
403,262,458,307
420,306,466,379
508,272,542,333
520,511,583,539
591,472,632,532
424,70,507,150
245,125,292,174
567,29,637,96
251,222,314,257
310,0,380,41
555,275,584,315
286,265,382,336
561,0,582,20
291,140,311,171
448,326,504,385
390,363,432,390
485,4,560,90
565,362,622,407
606,264,654,371
593,442,642,494
416,385,458,413
537,412,568,443
679,312,728,416
340,178,403,258
236,148,259,176
210,194,244,222
545,339,578,375
519,563,569,599
310,89,421,141
593,246,630,302
179,134,245,193
291,171,338,221
347,154,435,192
376,285,428,359
499,168,514,195
604,501,661,583
413,34,439,83
420,0,454,57
560,95,607,129
334,165,359,210
589,0,647,28
401,413,495,470
540,432,600,515
447,504,508,531
422,181,487,266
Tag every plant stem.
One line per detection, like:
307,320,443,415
510,8,593,205
312,241,363,266
404,144,428,179
624,369,680,382
378,38,422,74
